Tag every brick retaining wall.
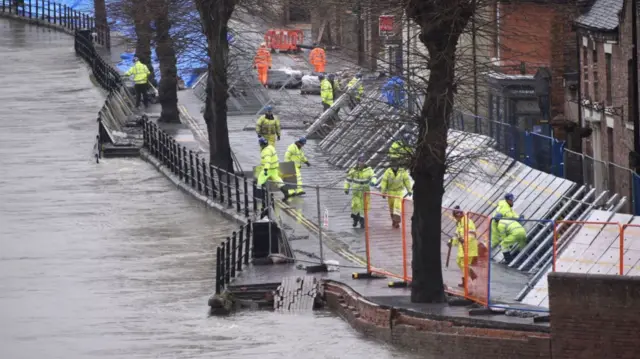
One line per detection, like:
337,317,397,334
323,281,551,359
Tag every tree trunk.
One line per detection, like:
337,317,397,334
195,0,236,172
133,0,156,86
93,0,108,45
407,1,473,303
154,0,179,123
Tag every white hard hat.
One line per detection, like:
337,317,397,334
260,42,266,47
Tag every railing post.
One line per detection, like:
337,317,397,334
189,150,195,188
217,168,224,204
196,155,202,192
243,177,250,217
244,220,251,264
231,232,237,278
182,147,188,184
210,165,217,199
203,161,209,197
28,0,31,18
172,140,178,174
227,172,232,208
47,0,50,22
235,175,241,213
176,144,183,180
237,227,244,272
215,246,221,294
220,242,226,289
252,181,259,212
225,237,231,284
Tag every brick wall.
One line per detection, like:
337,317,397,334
548,272,640,359
576,0,635,208
324,282,551,359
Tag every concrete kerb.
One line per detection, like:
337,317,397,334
0,11,76,36
140,148,249,226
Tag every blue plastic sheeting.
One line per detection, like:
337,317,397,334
381,77,405,107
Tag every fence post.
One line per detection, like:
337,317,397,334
243,177,250,217
235,175,241,213
189,150,195,188
227,172,233,208
244,220,251,265
253,181,258,212
215,246,221,294
28,0,31,18
225,237,231,284
196,155,202,192
182,147,188,184
217,168,224,204
203,161,209,197
47,0,50,22
237,227,244,272
231,232,237,278
220,243,226,289
210,165,217,199
172,140,178,174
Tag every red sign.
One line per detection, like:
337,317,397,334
379,15,394,33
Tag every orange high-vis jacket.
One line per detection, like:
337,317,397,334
254,47,272,67
309,48,326,66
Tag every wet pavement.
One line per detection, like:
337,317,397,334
0,18,421,359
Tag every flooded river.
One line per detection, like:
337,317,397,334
0,18,418,359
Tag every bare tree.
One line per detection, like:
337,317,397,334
154,0,180,123
194,0,237,171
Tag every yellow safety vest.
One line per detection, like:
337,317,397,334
494,200,518,219
125,61,151,84
256,116,281,136
284,143,307,167
389,140,411,160
347,78,364,99
344,167,376,192
260,145,279,171
381,168,411,194
320,79,333,105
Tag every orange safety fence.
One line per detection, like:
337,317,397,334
264,29,304,52
621,224,640,275
358,193,489,305
361,192,407,282
553,220,624,275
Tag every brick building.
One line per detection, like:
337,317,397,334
486,0,581,136
573,0,635,204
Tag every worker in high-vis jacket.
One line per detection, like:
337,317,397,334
490,193,523,248
309,45,326,73
284,136,310,196
388,132,412,164
347,73,364,102
254,42,272,86
344,155,376,228
493,213,527,263
257,137,290,200
380,165,412,228
124,56,151,109
448,206,479,288
255,105,281,146
319,74,333,111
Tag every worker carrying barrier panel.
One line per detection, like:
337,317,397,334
264,29,303,53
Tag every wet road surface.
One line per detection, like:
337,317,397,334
0,18,420,359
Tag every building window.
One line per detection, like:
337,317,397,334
606,53,613,106
593,47,599,101
583,47,590,99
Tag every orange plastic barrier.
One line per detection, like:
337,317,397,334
357,194,489,305
553,220,624,275
264,29,303,53
361,192,407,282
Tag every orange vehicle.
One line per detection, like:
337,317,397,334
264,29,304,53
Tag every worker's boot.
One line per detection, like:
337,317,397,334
469,268,478,281
280,186,291,201
458,277,465,288
351,214,359,227
359,215,365,229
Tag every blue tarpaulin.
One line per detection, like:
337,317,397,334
382,76,405,107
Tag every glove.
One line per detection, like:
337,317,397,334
382,194,386,199
263,169,268,176
447,240,452,248
277,135,281,140
257,133,261,138
519,214,525,221
344,190,349,195
305,162,310,167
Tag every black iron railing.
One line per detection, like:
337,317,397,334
74,29,122,92
142,119,267,218
216,222,253,294
0,0,110,48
